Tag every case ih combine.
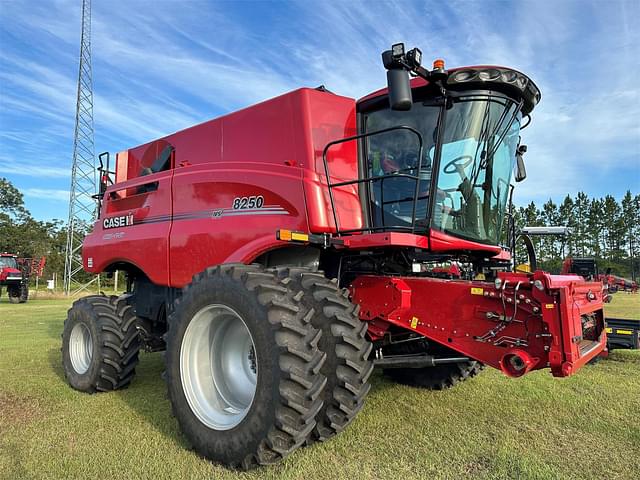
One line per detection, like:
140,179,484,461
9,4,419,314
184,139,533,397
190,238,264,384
61,44,607,469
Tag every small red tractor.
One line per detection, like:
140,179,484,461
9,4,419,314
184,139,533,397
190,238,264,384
61,44,607,469
0,253,29,303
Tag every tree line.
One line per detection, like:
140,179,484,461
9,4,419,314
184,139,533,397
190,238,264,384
1,177,638,284
513,191,640,279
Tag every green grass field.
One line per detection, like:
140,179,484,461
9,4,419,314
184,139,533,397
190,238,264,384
1,294,639,479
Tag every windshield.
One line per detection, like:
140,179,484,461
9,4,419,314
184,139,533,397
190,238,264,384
0,257,17,269
363,93,521,244
434,96,520,244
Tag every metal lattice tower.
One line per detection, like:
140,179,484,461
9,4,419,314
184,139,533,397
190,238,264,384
64,0,98,295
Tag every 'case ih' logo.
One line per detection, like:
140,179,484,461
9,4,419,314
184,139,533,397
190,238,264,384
103,213,134,229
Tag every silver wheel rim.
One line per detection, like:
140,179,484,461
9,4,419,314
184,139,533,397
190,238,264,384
70,323,93,374
180,304,258,430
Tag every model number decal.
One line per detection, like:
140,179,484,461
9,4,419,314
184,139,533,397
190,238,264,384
103,213,134,229
233,195,264,210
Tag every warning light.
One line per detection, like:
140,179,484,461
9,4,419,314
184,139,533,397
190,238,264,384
277,229,292,241
276,229,309,243
433,59,445,70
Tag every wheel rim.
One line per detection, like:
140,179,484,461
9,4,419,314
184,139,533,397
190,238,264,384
180,304,258,430
69,323,93,374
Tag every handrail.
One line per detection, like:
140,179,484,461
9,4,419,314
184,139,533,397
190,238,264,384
322,125,425,234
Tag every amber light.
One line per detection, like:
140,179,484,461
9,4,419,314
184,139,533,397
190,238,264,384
433,58,445,70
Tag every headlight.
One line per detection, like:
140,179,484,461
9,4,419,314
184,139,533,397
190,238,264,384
445,67,541,115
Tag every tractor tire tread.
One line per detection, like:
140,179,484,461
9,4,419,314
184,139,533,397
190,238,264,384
276,267,373,443
165,264,327,470
62,294,141,393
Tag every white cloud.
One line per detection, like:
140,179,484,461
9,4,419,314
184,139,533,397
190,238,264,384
22,188,70,202
0,162,70,179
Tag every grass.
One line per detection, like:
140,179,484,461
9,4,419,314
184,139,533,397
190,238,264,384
1,294,639,479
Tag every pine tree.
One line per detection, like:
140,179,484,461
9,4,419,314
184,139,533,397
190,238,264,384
574,192,590,256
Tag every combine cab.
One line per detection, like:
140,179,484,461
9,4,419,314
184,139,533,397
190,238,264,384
61,44,606,468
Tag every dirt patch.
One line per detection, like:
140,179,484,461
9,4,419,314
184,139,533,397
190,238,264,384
0,391,44,430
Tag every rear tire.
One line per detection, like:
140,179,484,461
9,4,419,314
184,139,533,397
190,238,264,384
384,361,483,390
277,269,373,443
165,264,327,469
7,286,20,304
62,295,141,392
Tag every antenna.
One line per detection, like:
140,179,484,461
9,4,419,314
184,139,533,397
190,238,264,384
64,0,99,295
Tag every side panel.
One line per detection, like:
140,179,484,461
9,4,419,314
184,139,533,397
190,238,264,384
83,169,173,285
169,164,307,287
168,93,308,288
299,90,361,232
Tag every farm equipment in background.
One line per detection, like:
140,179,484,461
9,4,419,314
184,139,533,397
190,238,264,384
60,43,607,469
561,256,638,294
561,256,599,281
0,254,45,303
603,273,638,293
605,317,640,351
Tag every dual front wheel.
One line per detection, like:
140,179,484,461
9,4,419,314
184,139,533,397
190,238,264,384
166,265,373,467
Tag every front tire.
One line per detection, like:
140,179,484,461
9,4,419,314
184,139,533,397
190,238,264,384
384,361,483,390
165,264,326,469
277,269,373,443
62,295,141,392
7,286,21,304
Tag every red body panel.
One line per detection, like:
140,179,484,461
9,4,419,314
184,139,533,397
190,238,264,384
350,271,606,377
0,254,22,285
83,88,358,287
0,267,22,283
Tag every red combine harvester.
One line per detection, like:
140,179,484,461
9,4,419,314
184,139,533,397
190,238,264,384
61,44,606,469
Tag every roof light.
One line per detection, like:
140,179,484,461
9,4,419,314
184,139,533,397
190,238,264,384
391,43,405,58
406,48,422,68
433,58,445,70
445,66,541,115
478,69,500,81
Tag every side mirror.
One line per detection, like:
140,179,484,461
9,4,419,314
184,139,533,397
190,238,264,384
515,145,527,182
382,47,412,111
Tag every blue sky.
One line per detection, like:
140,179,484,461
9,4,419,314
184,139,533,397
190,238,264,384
0,0,638,221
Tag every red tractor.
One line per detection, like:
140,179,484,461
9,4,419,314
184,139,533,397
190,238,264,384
61,44,606,469
0,253,29,303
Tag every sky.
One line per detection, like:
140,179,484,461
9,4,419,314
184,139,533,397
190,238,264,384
0,0,638,221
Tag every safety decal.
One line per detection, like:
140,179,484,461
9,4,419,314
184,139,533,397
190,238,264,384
616,329,633,335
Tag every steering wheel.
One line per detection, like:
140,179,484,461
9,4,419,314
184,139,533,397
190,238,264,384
443,155,474,174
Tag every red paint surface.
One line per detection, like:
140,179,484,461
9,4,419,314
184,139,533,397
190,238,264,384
350,270,606,377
